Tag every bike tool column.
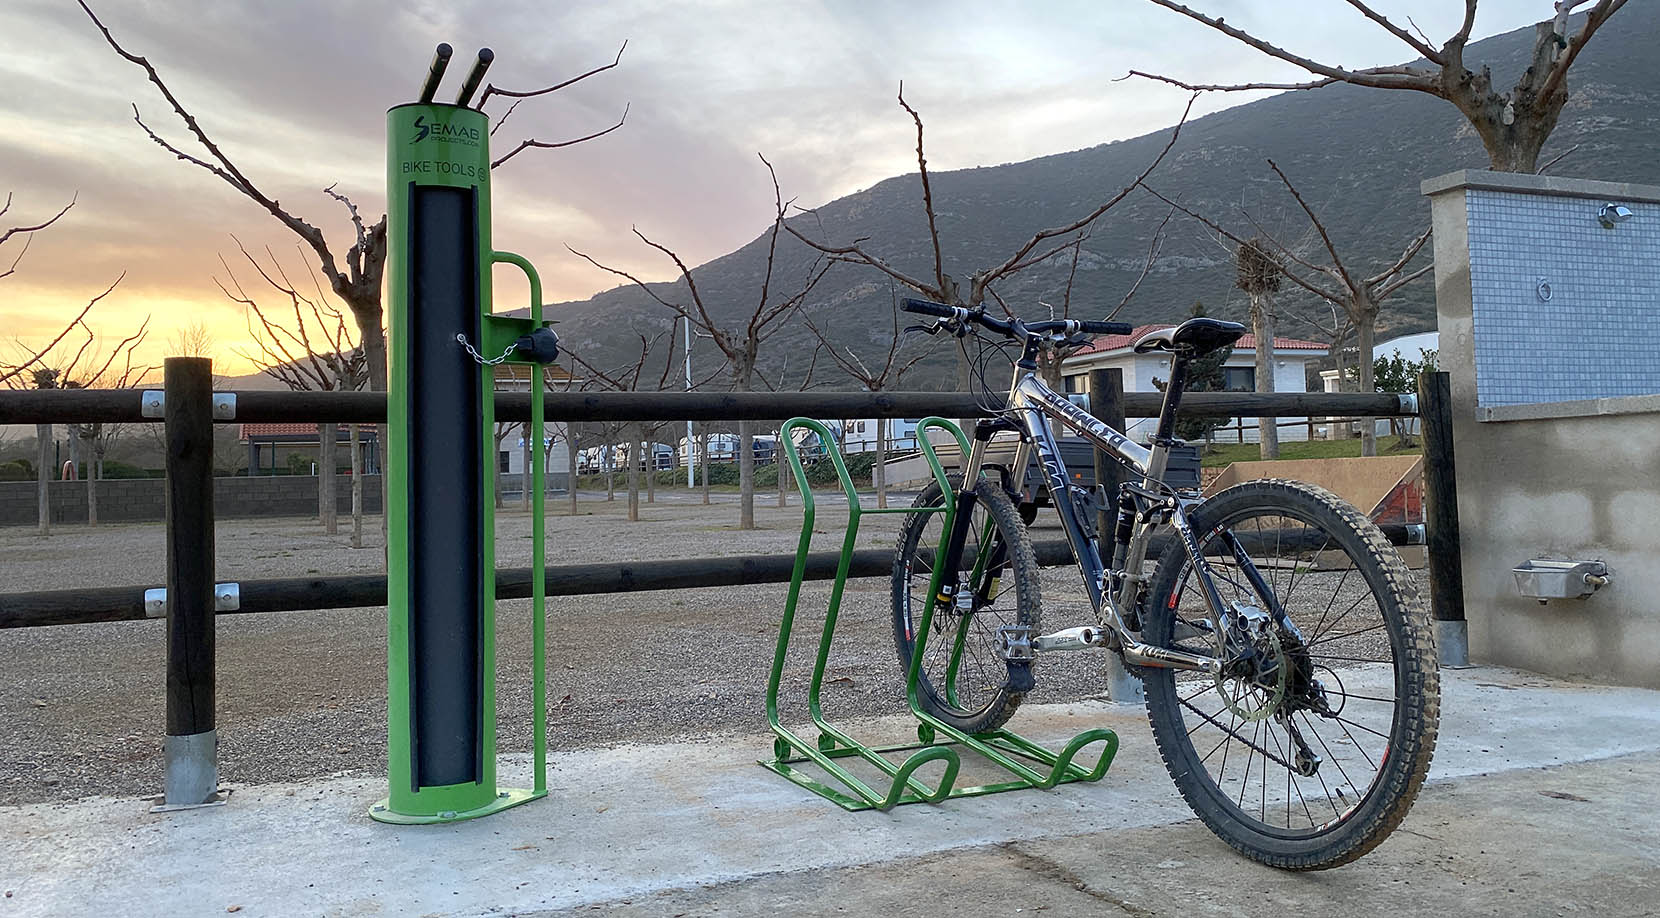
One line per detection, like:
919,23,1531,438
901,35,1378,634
375,44,539,824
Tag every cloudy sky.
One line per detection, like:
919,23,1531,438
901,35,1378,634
1,0,1548,374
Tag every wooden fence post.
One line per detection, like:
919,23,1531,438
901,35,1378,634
1087,367,1143,704
1419,370,1467,667
162,357,221,807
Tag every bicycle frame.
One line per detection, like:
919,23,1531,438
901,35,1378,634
956,368,1226,675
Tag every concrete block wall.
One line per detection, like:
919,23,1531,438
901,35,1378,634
1425,171,1660,689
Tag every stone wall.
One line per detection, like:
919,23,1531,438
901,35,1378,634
1424,170,1660,689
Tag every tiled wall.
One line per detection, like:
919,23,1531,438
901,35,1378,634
1465,190,1660,407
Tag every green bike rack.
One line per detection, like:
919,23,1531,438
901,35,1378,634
762,417,1118,811
372,45,555,825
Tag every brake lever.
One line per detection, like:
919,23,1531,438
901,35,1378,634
900,323,938,345
903,319,968,340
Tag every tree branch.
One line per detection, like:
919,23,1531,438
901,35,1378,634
477,40,628,112
491,103,629,169
970,93,1197,298
0,274,121,387
1266,158,1355,291
1538,0,1628,104
897,82,949,297
1341,0,1444,64
1137,1,1441,93
81,2,350,291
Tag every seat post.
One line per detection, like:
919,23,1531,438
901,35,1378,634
1153,352,1192,445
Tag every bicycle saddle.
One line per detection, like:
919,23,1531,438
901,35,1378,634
1132,317,1247,357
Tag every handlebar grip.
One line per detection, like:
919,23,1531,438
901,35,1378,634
900,297,957,319
1079,320,1134,335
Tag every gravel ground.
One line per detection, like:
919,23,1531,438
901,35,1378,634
0,490,1423,807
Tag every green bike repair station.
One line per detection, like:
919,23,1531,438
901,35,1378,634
373,44,1115,825
373,44,557,824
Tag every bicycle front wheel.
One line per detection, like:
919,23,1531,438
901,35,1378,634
891,477,1040,734
1141,479,1439,869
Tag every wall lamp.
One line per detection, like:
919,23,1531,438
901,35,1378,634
1597,202,1634,228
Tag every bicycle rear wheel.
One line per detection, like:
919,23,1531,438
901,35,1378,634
891,477,1040,734
1141,479,1438,869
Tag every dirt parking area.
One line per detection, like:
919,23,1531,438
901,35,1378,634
0,491,1132,806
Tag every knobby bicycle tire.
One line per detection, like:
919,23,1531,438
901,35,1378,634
1140,479,1439,869
891,477,1041,734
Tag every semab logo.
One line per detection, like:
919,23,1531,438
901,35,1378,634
411,115,480,145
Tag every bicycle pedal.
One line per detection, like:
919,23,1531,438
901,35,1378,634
996,624,1036,662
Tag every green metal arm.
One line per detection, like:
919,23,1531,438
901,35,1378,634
491,250,547,797
761,415,1118,811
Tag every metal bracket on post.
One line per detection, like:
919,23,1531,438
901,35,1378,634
143,583,241,617
140,391,165,419
212,393,237,420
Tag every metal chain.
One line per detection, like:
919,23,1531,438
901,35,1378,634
455,333,518,366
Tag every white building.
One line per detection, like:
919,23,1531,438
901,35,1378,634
492,363,575,487
1318,331,1440,439
838,417,922,454
1060,325,1329,443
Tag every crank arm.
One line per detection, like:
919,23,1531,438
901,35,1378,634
1032,626,1108,653
1122,641,1221,674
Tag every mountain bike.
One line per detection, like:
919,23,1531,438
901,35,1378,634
890,297,1438,870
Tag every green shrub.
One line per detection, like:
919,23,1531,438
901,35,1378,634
0,458,34,481
100,460,160,479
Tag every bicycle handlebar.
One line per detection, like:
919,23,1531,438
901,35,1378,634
901,297,1132,339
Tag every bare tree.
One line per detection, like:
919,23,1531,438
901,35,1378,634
222,241,368,541
565,334,710,522
1,192,85,536
1130,0,1628,173
568,162,832,530
780,84,1194,417
83,2,628,548
1236,237,1283,459
52,320,155,525
1143,159,1432,456
802,283,933,508
0,194,91,391
751,340,826,509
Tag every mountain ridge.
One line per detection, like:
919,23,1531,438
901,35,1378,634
545,10,1660,387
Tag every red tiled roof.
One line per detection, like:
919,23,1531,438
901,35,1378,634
240,423,317,438
1067,324,1327,359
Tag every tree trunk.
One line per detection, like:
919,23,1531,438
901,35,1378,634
349,424,364,549
1358,317,1378,457
567,429,580,515
605,434,616,501
345,295,391,558
35,424,51,536
700,430,711,505
646,431,657,504
874,417,888,509
734,366,756,528
625,426,641,522
521,424,532,512
1251,294,1279,460
319,422,338,533
85,440,99,526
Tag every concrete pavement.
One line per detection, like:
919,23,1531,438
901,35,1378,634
2,666,1658,917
